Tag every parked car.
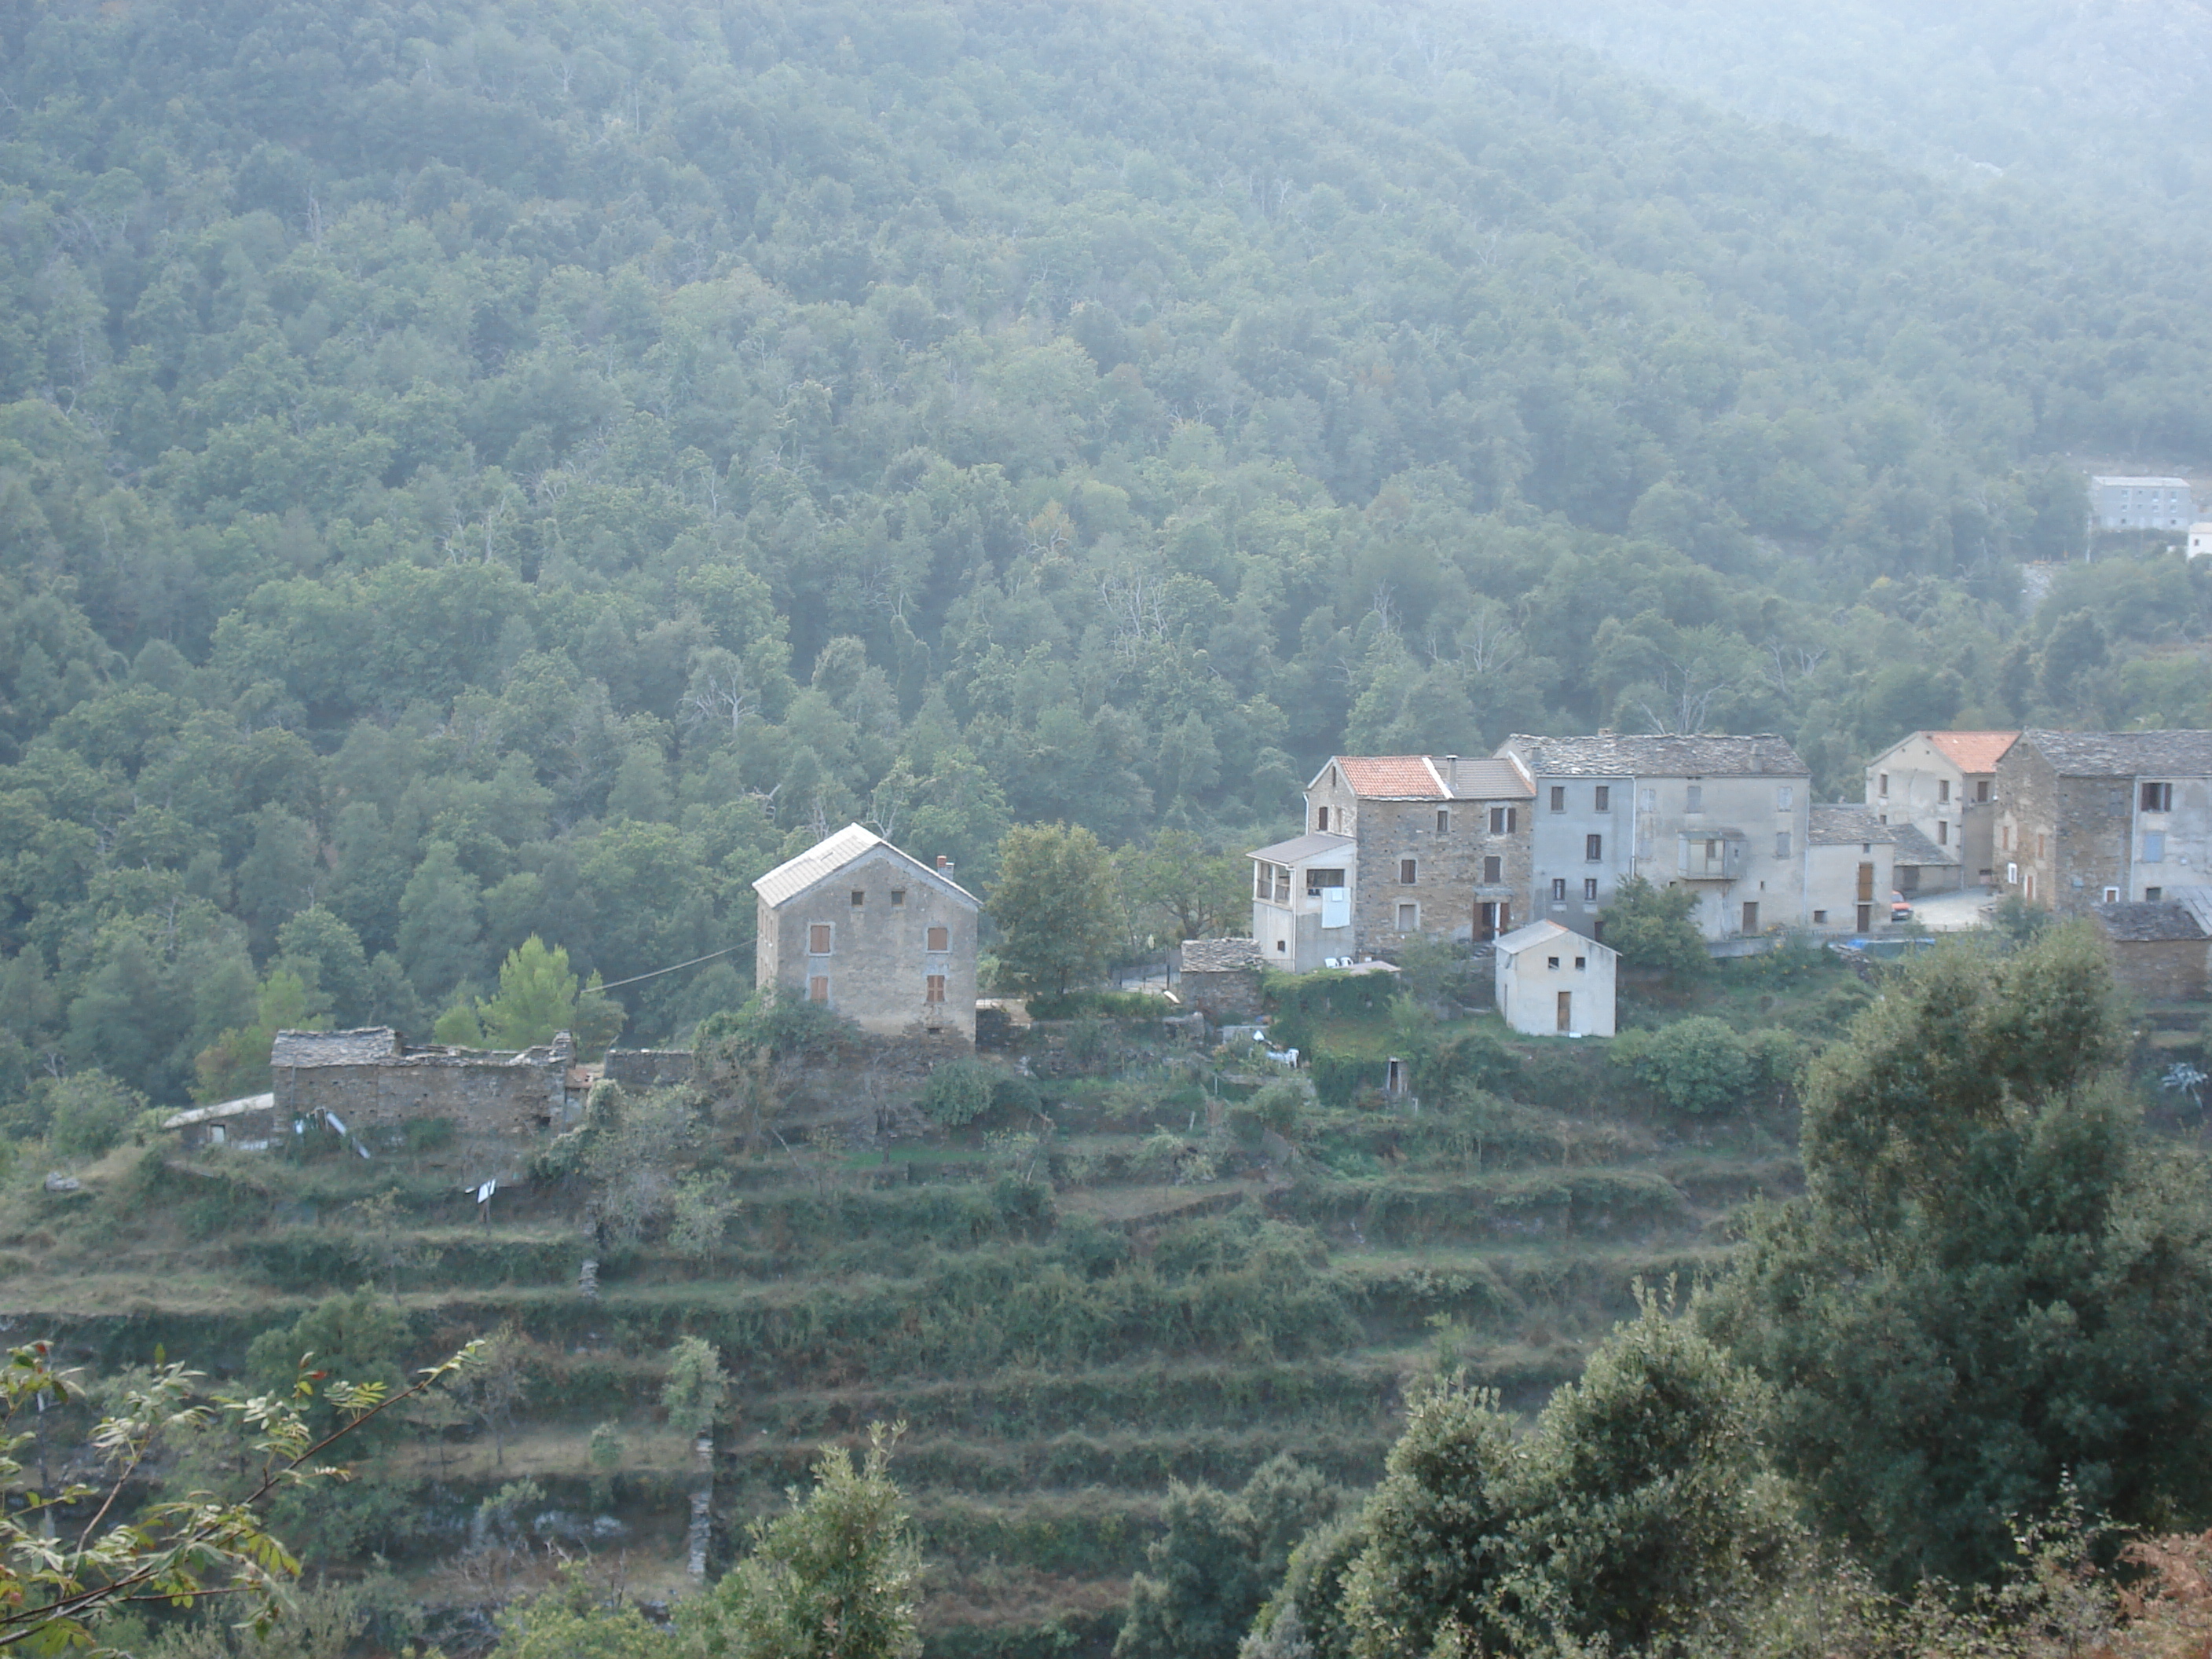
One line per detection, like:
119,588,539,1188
1890,890,1914,921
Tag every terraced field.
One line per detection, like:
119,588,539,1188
0,994,1815,1656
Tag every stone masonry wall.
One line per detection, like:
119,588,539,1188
273,1058,569,1141
764,852,978,1043
2106,938,2209,1001
1353,798,1533,950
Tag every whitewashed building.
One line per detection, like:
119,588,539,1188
1493,920,1617,1038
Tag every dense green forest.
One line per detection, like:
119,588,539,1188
5,0,2212,1099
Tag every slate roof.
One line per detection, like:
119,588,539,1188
1318,755,1534,800
753,823,979,909
1923,731,2019,773
1500,734,1807,778
1809,805,1895,846
1178,938,1266,973
270,1028,401,1068
2016,730,2212,778
2093,901,2208,943
1248,830,1357,864
1889,823,1959,866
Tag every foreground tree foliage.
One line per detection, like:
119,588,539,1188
1703,925,2212,1588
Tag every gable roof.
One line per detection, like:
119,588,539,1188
1249,830,1357,865
1492,919,1614,958
2014,730,2212,778
1808,804,1895,846
753,824,979,909
1921,731,2019,773
1315,755,1534,800
1499,734,1807,778
271,1028,401,1068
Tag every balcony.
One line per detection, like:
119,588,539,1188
1678,830,1746,883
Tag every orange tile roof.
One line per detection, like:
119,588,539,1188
1924,731,2019,774
1335,756,1446,797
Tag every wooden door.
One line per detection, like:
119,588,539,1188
1856,861,1875,901
1741,901,1759,935
1555,991,1572,1032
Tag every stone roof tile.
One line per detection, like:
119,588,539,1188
1808,804,1895,846
1500,733,1807,778
2017,730,2212,777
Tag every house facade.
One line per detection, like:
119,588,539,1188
1804,805,1895,933
2091,887,2212,1002
1494,734,1811,942
753,824,980,1042
1493,921,1617,1038
1865,730,2016,892
1276,754,1536,961
2091,474,2194,531
1994,731,2212,914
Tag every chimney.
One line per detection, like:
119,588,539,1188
936,855,954,874
1445,754,1458,795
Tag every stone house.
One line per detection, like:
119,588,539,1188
270,1027,580,1142
753,824,980,1043
1174,938,1265,1023
1283,754,1536,962
1493,920,1617,1038
1994,731,2212,914
1865,731,2016,892
1494,734,1811,942
2090,885,2212,1001
1804,805,1895,933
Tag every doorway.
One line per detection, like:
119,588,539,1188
1555,991,1572,1033
1741,901,1759,935
1855,902,1872,932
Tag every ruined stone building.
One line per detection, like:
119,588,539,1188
1494,733,1811,943
753,824,980,1043
266,1027,580,1166
1995,730,2212,913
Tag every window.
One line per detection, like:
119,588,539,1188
1437,808,1451,833
1397,902,1419,929
2148,886,2165,901
891,889,906,906
1483,855,1502,884
1774,831,1791,857
1686,784,1703,812
2038,834,2047,860
925,973,946,1004
1594,785,1610,811
1878,773,1889,796
1550,786,1566,812
2008,861,2020,884
1938,780,1950,804
1547,956,1560,969
2002,825,2011,851
851,888,866,907
1584,833,1603,861
2144,781,2174,812
1306,867,1346,895
2144,831,2166,862
1551,877,1567,903
1399,858,1417,883
808,924,833,954
1574,956,1587,970
1936,821,1947,844
2104,887,2121,903
1316,805,1329,831
808,975,830,1003
1489,805,1516,833
926,925,950,951
1778,786,1794,809
1977,779,1991,802
1583,877,1599,901
1276,939,1287,953
1640,789,1655,811
1813,908,1829,924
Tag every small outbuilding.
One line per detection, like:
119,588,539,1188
1176,938,1265,1023
161,1093,279,1152
2091,886,2212,1001
1493,920,1617,1038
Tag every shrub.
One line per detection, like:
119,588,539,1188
1310,1053,1375,1110
1600,876,1709,976
1610,1017,1752,1115
1229,1081,1306,1143
46,1071,148,1161
921,1060,998,1126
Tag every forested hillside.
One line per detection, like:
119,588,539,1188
6,0,2212,1103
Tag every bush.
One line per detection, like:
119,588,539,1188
1309,1053,1375,1110
46,1071,148,1160
1599,876,1709,976
921,1060,998,1126
1229,1081,1306,1143
1024,990,1172,1020
1610,1017,1752,1114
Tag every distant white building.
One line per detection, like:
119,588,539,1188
1493,920,1617,1038
2091,474,2193,531
2189,523,2212,558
